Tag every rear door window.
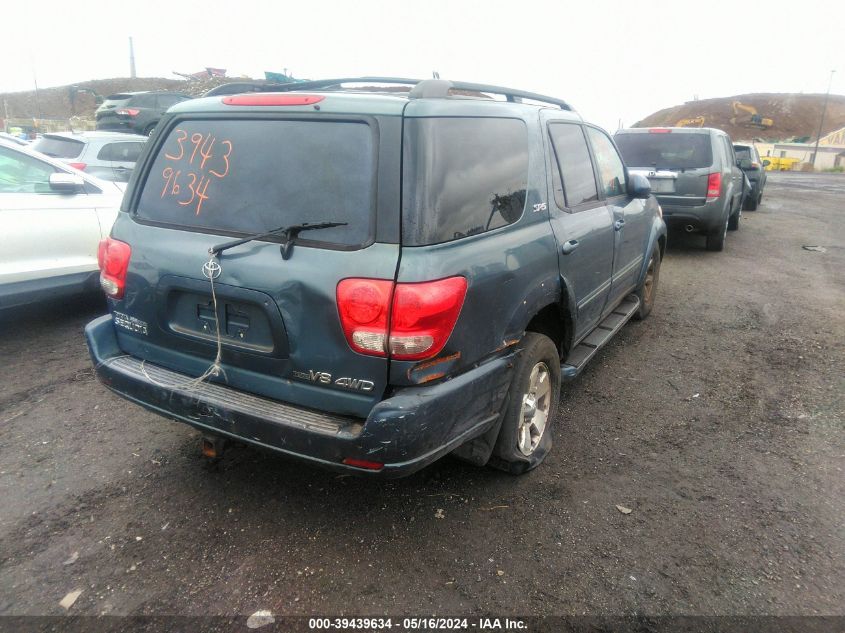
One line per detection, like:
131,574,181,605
548,123,598,208
130,94,158,108
615,132,713,170
135,118,375,248
98,142,145,162
402,117,528,245
32,136,84,159
156,94,186,109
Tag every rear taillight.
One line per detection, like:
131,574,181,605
222,94,325,106
97,237,131,299
706,172,722,199
336,279,393,356
68,162,87,171
336,276,467,361
116,108,140,117
389,278,468,360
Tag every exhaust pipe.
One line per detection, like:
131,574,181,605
685,224,695,233
201,434,228,459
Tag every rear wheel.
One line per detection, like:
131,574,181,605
490,332,560,475
728,203,741,231
745,190,759,210
634,246,661,320
706,211,729,251
144,123,157,136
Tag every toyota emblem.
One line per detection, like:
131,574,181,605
202,260,222,280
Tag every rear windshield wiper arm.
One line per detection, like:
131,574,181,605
209,221,347,260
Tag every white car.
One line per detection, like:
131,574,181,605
0,139,124,309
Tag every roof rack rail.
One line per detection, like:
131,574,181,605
267,77,574,111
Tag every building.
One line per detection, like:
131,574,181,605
754,126,845,171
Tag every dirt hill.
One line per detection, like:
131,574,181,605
634,93,845,142
0,76,244,121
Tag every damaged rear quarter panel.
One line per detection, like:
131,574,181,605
391,107,561,387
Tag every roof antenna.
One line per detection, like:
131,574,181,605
432,71,440,79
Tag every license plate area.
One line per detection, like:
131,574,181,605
648,178,675,194
157,275,289,358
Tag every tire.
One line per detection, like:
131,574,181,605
144,123,157,136
490,332,560,475
728,203,741,231
706,211,729,251
634,245,661,320
745,191,758,210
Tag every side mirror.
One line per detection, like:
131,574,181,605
49,172,85,193
737,158,752,170
627,173,651,199
762,159,771,167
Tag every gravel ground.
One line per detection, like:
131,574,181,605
0,172,842,620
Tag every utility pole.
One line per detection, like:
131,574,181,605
129,37,136,78
32,57,42,123
811,70,835,170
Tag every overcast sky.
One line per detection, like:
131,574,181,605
1,0,841,131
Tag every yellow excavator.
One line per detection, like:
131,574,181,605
730,102,773,129
675,116,706,128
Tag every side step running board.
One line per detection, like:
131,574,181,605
561,295,640,380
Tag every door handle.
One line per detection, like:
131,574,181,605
614,219,625,231
561,239,579,255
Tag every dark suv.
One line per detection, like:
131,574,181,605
85,77,666,477
95,91,191,136
733,143,769,210
614,127,744,251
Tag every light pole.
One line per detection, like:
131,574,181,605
811,70,836,170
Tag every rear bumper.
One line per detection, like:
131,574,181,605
95,115,139,132
85,315,512,478
95,121,135,132
658,198,725,233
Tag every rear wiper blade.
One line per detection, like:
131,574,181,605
209,221,347,259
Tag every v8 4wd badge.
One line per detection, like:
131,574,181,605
291,369,374,392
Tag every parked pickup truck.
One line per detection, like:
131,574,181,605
85,77,666,477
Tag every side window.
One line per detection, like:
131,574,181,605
585,127,627,198
402,117,528,245
97,142,144,162
547,123,598,209
156,94,183,109
723,138,735,165
130,94,157,108
0,146,58,194
718,137,732,166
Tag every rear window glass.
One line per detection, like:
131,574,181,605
733,146,752,159
135,119,375,247
403,117,528,245
101,96,132,108
32,136,84,159
615,132,713,170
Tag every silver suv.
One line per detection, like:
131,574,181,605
614,127,744,252
31,131,147,183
